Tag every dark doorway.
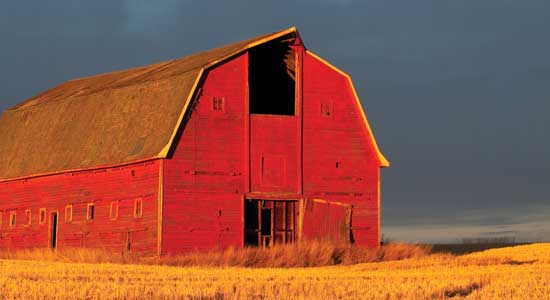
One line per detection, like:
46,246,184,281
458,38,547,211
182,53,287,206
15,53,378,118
244,199,296,247
244,200,259,246
50,212,58,249
249,36,296,115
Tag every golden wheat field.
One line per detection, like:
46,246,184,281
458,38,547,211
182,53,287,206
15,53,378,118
0,243,549,300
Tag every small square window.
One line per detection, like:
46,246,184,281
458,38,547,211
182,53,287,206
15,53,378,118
212,97,225,112
134,198,143,218
65,205,73,223
320,102,333,117
39,208,46,224
110,201,119,220
87,203,95,221
25,210,31,226
9,211,16,227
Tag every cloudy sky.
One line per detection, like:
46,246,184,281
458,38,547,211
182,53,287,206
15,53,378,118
1,1,548,243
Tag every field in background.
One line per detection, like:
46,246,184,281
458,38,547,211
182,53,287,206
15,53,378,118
1,243,549,300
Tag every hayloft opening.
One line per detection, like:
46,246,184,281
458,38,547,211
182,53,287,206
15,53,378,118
249,36,296,115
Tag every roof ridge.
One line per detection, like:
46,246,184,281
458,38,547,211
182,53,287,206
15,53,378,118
68,27,297,83
66,60,175,83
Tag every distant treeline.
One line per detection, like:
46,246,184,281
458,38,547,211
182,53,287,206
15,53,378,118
461,236,516,244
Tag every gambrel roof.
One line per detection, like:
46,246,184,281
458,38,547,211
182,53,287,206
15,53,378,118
0,27,388,181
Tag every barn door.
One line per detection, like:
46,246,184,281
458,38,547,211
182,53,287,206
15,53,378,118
49,212,58,249
300,199,352,242
244,199,296,247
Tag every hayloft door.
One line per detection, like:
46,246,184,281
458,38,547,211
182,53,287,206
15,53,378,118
50,212,58,249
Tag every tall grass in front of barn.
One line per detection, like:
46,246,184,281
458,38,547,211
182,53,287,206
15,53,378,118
0,241,430,267
2,244,549,300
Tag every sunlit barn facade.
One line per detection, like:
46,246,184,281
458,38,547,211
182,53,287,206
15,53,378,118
0,27,388,255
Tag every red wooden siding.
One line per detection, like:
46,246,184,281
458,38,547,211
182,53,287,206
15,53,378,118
250,115,300,194
162,54,248,254
301,199,351,242
161,192,243,253
162,47,383,252
302,51,380,247
0,160,160,254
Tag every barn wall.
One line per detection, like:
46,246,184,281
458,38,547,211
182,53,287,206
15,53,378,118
162,54,248,254
302,52,380,247
0,160,160,254
249,115,300,194
161,192,243,253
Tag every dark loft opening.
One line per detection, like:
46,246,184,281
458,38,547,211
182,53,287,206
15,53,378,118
249,36,296,115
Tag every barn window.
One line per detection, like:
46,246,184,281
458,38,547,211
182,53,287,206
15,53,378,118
110,201,119,220
39,208,46,224
212,97,225,112
0,211,3,228
25,210,31,226
65,205,73,223
87,203,95,221
249,36,296,115
134,198,143,218
9,211,16,227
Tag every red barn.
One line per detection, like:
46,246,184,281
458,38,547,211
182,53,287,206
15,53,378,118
0,27,389,255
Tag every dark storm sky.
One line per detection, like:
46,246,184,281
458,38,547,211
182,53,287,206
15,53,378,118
1,1,549,242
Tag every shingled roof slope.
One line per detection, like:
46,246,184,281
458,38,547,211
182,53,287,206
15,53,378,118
0,27,298,180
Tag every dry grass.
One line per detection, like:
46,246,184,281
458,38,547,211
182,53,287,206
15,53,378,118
1,243,549,300
0,241,430,267
0,246,142,265
159,241,431,267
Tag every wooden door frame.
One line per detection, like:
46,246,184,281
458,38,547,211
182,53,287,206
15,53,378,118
243,197,301,247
